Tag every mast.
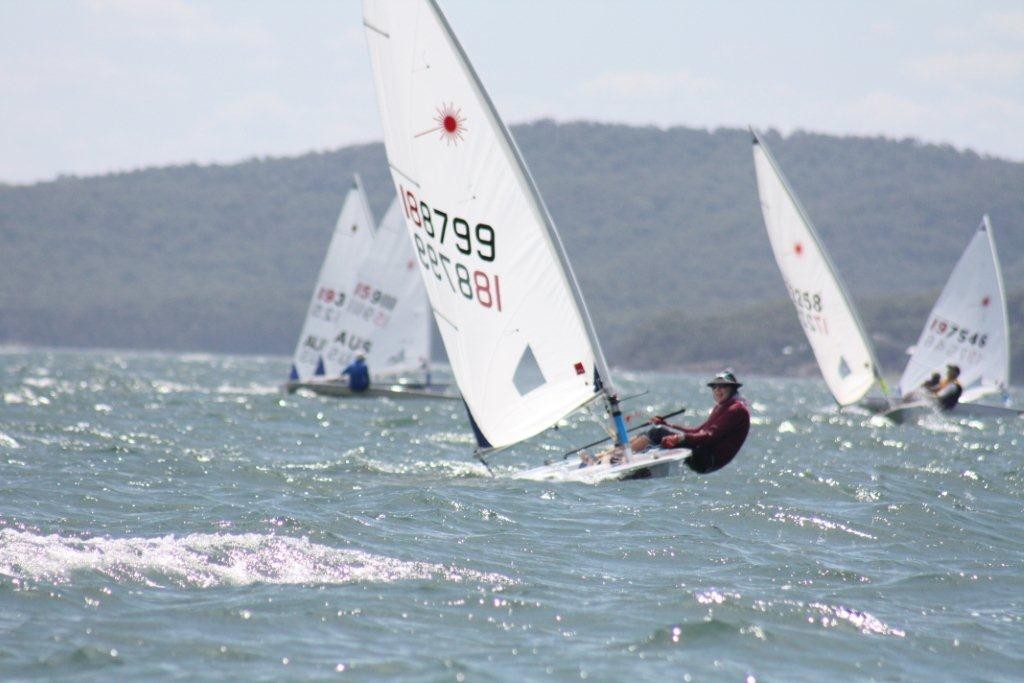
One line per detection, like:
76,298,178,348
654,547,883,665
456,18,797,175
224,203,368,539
983,215,1011,391
352,173,376,236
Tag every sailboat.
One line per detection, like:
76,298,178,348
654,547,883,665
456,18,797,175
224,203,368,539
884,216,1021,422
362,0,692,480
751,130,889,409
286,176,456,399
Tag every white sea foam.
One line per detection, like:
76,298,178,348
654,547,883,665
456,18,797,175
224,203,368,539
694,588,741,605
751,597,907,638
214,383,281,396
771,511,876,540
809,602,906,637
919,415,961,434
359,456,490,478
0,529,513,589
3,388,50,407
151,380,198,395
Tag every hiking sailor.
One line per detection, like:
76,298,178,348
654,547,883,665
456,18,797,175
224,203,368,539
933,364,963,411
342,354,371,393
583,371,751,474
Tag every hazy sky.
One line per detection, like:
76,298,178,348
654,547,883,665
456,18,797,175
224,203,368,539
2,0,1023,184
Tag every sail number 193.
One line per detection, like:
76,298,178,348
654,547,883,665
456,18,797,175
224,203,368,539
400,184,502,312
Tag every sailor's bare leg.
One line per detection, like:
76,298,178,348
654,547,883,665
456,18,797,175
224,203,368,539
581,434,651,466
629,435,650,452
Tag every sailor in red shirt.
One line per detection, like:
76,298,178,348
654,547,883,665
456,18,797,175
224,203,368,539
581,371,750,473
640,371,750,474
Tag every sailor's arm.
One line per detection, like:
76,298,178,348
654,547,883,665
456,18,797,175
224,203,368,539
650,415,688,432
670,405,743,447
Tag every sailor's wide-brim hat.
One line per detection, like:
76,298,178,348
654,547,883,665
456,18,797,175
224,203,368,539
707,371,742,388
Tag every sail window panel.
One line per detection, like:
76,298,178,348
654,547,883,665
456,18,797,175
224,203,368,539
513,345,547,396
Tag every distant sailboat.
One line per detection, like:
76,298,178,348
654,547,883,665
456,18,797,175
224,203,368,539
363,0,691,480
885,216,1021,421
751,130,888,408
286,176,455,399
287,175,375,385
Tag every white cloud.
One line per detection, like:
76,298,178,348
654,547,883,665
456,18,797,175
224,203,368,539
578,69,715,98
82,0,269,46
904,50,1024,84
845,91,931,127
816,89,1024,162
869,21,896,37
982,10,1024,38
86,0,197,22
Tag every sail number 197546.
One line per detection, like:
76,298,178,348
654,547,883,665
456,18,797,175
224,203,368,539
400,184,502,313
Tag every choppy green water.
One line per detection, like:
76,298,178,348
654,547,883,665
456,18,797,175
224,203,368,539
1,349,1022,681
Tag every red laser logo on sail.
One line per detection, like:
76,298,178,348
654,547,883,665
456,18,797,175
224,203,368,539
793,242,804,256
415,103,467,145
982,296,991,307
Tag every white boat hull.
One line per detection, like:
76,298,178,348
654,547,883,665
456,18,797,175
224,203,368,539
856,396,892,413
882,400,1022,423
510,448,691,483
284,378,459,400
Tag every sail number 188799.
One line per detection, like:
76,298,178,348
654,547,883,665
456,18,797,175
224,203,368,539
400,185,502,312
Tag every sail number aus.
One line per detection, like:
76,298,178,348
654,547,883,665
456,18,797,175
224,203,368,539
400,185,502,312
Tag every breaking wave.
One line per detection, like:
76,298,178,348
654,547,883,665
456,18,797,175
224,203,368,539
0,529,513,589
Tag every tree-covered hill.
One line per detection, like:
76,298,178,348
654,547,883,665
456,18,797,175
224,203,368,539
1,121,1022,380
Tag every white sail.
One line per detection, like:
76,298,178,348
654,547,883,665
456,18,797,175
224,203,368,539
290,177,376,381
751,131,883,406
898,216,1010,400
340,199,434,379
363,0,611,449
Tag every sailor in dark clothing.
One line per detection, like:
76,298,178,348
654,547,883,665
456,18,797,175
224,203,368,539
582,371,751,474
901,371,942,402
342,354,370,393
934,364,963,411
645,371,751,473
921,372,942,394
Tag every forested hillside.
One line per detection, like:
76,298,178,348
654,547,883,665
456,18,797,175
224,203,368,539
2,121,1022,380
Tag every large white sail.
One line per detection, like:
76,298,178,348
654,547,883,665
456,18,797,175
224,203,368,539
898,216,1010,400
290,177,376,381
363,0,612,449
752,131,883,406
339,199,434,379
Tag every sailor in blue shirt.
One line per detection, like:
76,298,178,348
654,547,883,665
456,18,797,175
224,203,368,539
342,354,370,393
